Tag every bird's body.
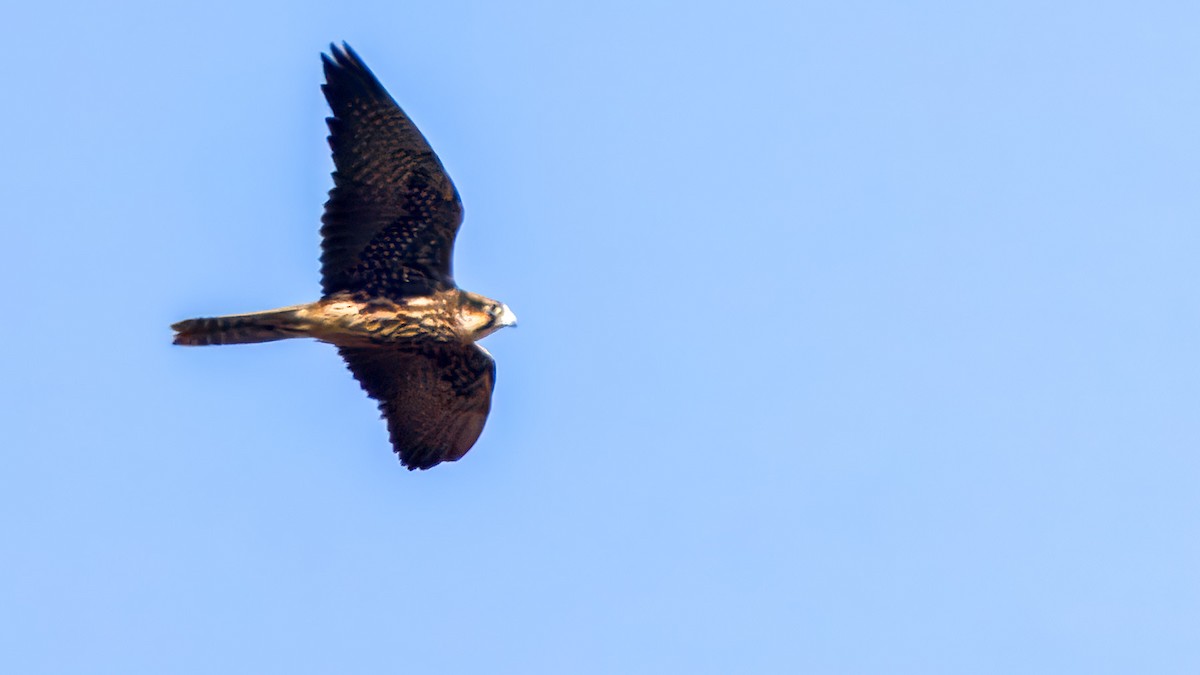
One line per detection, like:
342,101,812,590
173,290,511,349
172,44,515,470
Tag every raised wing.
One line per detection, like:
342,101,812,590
320,43,463,298
339,343,496,470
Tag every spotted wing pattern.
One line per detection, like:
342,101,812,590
338,343,496,470
320,43,463,299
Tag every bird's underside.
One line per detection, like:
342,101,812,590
173,293,462,348
171,43,515,470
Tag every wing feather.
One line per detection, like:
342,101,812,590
320,43,463,298
339,343,495,470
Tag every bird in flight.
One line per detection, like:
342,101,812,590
173,43,516,470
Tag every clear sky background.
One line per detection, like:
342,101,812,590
3,1,1198,673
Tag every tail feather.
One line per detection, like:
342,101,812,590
172,306,310,346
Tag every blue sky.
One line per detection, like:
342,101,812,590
3,1,1199,673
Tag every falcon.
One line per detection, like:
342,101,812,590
172,43,516,470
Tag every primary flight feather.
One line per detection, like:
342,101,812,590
172,43,516,470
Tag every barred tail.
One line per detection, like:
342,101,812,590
171,306,311,346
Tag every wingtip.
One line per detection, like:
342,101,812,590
397,444,454,471
321,41,386,98
399,452,441,471
323,42,360,66
322,42,352,71
340,42,362,65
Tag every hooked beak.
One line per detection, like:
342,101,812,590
498,303,518,328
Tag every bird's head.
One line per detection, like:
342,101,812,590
458,292,518,341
